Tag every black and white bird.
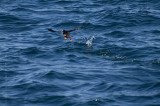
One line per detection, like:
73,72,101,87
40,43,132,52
48,25,81,41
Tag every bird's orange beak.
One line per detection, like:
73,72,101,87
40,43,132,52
64,37,67,39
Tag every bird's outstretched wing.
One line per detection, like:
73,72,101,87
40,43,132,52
68,25,82,32
48,29,58,32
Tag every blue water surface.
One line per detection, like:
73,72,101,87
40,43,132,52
0,0,160,106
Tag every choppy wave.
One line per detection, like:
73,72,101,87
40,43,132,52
86,36,95,48
1,0,160,106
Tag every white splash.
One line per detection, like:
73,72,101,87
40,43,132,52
86,36,95,48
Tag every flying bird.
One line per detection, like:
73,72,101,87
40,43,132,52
48,25,81,41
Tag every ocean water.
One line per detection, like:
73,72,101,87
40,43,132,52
1,0,160,106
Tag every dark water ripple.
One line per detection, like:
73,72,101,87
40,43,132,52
1,0,160,106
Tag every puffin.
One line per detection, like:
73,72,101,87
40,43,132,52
48,25,81,41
